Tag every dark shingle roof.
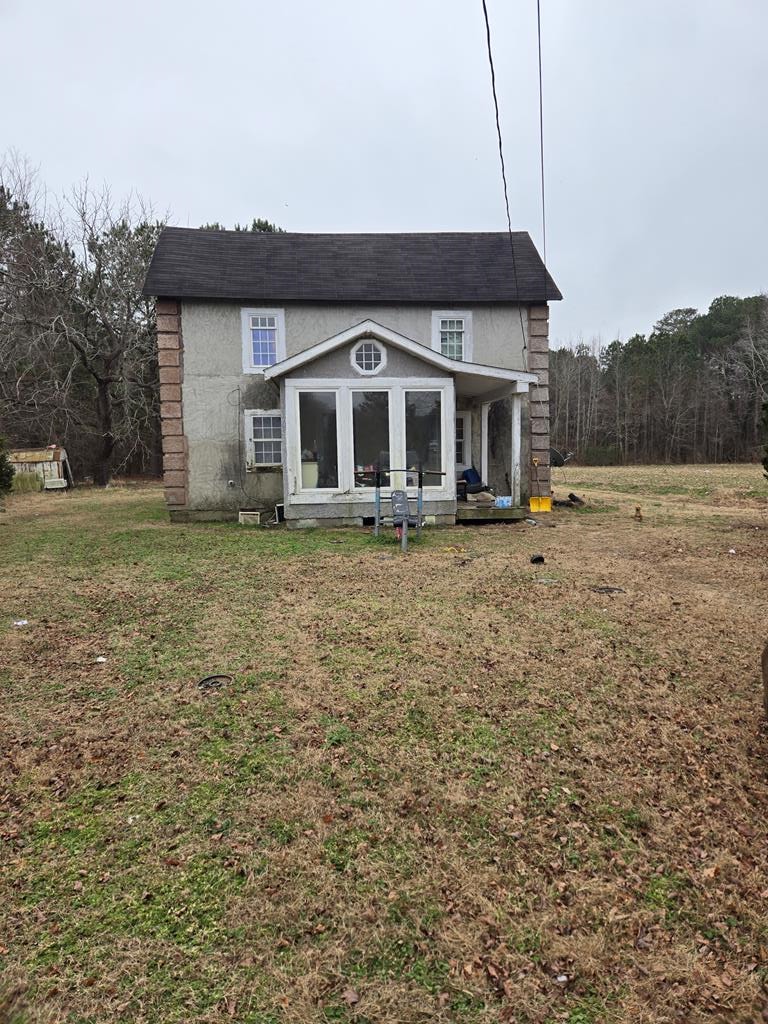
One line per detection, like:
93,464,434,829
143,228,561,303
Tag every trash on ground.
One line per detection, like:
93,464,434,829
535,577,559,585
728,548,736,555
197,674,233,690
13,619,29,627
590,585,625,594
95,656,107,663
552,492,586,509
525,517,538,526
530,554,545,564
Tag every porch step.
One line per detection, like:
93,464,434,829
455,505,527,523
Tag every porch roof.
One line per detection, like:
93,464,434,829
263,320,537,399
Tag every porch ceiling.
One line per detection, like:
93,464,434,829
454,369,531,401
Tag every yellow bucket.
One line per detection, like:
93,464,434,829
529,496,552,513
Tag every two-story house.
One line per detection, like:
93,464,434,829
143,229,561,526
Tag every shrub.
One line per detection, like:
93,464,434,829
0,439,15,497
11,472,42,494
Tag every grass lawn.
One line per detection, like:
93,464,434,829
2,465,768,1024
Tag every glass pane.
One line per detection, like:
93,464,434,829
440,329,463,360
252,338,277,366
455,418,464,464
354,342,382,373
253,415,281,440
405,391,442,482
254,440,281,464
299,392,338,488
353,391,390,488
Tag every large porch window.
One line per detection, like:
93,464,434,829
299,391,339,489
286,379,454,502
353,391,390,487
405,391,442,482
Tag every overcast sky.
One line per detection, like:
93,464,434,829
2,0,767,345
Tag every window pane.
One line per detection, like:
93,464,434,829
252,415,281,441
299,392,338,488
354,342,382,373
405,391,442,480
252,335,277,367
440,327,463,360
254,440,281,464
353,391,390,487
455,418,465,464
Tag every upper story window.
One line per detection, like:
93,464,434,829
431,310,473,362
241,308,286,372
351,339,386,376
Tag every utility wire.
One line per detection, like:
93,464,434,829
480,0,527,368
536,0,547,270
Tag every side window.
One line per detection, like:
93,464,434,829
246,410,282,466
241,309,286,372
431,311,473,361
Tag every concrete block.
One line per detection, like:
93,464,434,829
161,418,184,437
527,351,549,371
162,435,186,454
159,366,182,385
160,400,182,420
157,332,180,350
160,383,182,403
156,314,180,334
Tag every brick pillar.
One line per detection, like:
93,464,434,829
527,305,550,498
156,299,188,511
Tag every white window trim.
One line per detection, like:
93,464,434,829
455,410,473,468
244,407,283,468
431,310,473,362
284,377,455,504
241,308,286,374
350,339,387,376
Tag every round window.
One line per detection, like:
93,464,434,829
353,341,384,374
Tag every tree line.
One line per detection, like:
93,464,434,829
0,158,163,484
0,157,284,485
1,156,766,483
550,296,768,467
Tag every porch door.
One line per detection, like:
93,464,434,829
455,411,472,477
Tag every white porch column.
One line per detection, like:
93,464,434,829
510,393,522,505
480,402,490,484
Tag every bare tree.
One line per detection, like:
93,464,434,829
0,156,163,484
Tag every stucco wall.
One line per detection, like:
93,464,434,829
181,303,283,513
178,300,532,517
290,342,450,380
182,300,528,373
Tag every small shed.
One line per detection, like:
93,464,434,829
9,447,74,490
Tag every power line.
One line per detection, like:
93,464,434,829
536,0,547,269
480,0,527,367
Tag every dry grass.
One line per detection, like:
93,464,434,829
1,466,768,1024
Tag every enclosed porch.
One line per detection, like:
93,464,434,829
263,320,536,526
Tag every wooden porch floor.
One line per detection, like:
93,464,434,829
455,505,528,523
